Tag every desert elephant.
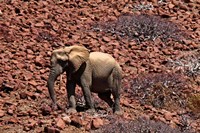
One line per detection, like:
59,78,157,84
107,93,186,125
47,45,122,114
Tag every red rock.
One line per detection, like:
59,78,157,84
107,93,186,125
44,126,60,133
149,0,157,4
162,49,171,55
8,117,18,124
85,121,91,131
29,110,39,117
26,92,34,97
23,71,33,81
164,112,173,121
62,115,71,124
7,109,14,115
102,36,111,42
19,92,27,99
35,22,44,27
168,3,175,9
0,110,5,117
70,115,84,127
28,80,37,86
179,3,188,10
173,117,181,125
4,65,11,71
17,110,29,116
56,118,65,129
35,56,43,66
41,105,52,116
0,92,6,98
91,118,104,129
27,119,37,128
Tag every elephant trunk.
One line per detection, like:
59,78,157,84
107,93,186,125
47,67,61,106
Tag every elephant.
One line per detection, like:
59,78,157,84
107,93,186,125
47,45,122,114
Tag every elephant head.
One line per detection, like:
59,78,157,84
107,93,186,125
47,45,89,108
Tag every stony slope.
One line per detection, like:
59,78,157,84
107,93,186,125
0,0,199,132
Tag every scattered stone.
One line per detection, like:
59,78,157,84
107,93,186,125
27,119,37,128
0,0,199,132
56,118,66,129
23,71,33,81
0,110,5,117
7,109,14,115
28,110,39,117
70,115,85,128
91,118,104,129
19,92,27,99
7,117,18,124
102,36,111,42
41,105,52,116
168,3,175,9
44,126,60,133
28,80,37,87
1,83,14,93
164,112,173,121
62,115,71,124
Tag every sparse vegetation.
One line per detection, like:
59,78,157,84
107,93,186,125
167,50,200,77
126,72,191,110
0,0,199,132
133,3,154,11
92,117,192,133
93,14,189,43
188,93,200,114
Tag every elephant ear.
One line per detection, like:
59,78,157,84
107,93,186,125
52,48,68,62
66,46,89,72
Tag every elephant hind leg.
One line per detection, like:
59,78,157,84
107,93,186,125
112,89,121,113
111,66,122,113
98,91,114,108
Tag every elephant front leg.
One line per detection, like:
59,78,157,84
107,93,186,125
80,72,95,113
81,85,95,113
66,82,77,114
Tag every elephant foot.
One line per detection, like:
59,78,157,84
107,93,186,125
65,108,77,114
52,104,58,110
52,103,63,111
86,108,96,115
114,110,123,115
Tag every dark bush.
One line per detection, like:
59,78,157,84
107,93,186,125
92,117,192,133
188,93,200,114
93,14,188,43
125,72,191,109
167,49,200,77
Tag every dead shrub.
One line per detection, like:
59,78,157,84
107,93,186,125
126,72,191,110
92,117,192,133
167,49,200,77
187,93,200,114
93,14,189,43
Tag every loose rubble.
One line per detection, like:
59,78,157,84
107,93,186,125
0,0,199,132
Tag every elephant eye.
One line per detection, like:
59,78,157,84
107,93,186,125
58,59,65,63
57,59,68,66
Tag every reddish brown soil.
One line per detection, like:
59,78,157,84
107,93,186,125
0,0,199,133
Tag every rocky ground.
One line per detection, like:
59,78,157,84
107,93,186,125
0,0,200,133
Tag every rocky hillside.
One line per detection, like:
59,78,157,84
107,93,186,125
0,0,200,132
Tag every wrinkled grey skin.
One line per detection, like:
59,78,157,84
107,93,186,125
47,45,122,114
